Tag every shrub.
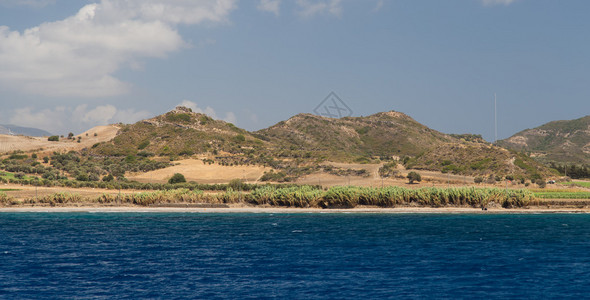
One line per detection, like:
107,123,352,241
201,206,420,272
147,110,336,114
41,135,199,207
137,140,150,150
48,136,59,142
260,170,289,182
486,174,496,184
166,113,192,123
168,173,187,184
0,192,14,205
474,176,483,184
407,171,422,184
228,178,245,190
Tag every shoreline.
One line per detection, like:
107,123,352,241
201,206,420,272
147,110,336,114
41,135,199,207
1,205,589,214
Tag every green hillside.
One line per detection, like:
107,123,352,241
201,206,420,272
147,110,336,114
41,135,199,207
255,111,453,162
86,106,554,179
497,116,590,164
406,142,555,180
90,107,268,159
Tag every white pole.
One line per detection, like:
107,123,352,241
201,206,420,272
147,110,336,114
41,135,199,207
494,93,497,143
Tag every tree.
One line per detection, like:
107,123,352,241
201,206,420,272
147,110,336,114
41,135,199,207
48,136,59,142
168,173,186,184
379,162,398,178
407,171,422,184
68,132,74,139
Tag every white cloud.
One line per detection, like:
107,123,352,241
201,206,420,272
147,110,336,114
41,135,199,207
177,100,237,124
9,105,151,134
223,112,237,124
0,0,237,98
481,0,517,6
258,0,281,16
112,108,152,125
296,0,342,17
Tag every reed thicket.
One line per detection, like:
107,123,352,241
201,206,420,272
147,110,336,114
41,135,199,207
249,186,534,209
3,186,535,208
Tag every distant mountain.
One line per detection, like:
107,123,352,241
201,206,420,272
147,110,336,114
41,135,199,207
0,124,52,137
497,116,590,164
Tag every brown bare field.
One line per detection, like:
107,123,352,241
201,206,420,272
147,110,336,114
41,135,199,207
0,125,119,155
295,162,477,188
127,159,271,184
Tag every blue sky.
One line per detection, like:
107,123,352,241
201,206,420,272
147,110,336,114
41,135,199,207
0,0,588,141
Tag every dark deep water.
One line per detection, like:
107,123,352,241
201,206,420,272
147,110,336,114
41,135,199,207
1,212,590,299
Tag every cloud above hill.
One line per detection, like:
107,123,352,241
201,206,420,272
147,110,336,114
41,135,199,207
0,0,237,97
177,100,237,124
9,105,151,134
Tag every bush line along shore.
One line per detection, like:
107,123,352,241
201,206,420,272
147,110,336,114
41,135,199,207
0,186,535,209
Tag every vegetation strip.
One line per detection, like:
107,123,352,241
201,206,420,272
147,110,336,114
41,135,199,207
1,186,534,209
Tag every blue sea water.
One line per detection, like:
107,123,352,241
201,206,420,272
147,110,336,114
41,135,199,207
1,213,590,299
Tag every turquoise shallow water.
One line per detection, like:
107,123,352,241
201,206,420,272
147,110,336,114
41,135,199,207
1,212,589,299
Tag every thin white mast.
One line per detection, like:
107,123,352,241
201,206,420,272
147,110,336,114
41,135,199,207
494,93,497,143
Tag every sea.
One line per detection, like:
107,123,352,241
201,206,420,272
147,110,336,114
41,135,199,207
1,212,590,299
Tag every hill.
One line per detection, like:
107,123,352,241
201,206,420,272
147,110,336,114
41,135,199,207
405,141,554,180
497,116,590,164
83,107,555,180
0,125,118,155
90,106,269,160
0,124,52,137
255,111,553,179
255,111,453,162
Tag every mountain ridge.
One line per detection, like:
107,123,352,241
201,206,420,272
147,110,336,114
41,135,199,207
0,124,52,137
85,107,554,179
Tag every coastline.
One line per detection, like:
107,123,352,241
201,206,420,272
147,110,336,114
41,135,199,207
1,205,589,214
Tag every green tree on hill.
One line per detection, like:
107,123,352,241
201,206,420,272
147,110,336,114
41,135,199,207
407,171,422,184
168,173,187,184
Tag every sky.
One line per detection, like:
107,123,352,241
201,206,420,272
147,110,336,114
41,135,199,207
0,0,589,141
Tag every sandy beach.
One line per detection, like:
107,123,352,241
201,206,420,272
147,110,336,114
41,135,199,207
1,205,589,214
